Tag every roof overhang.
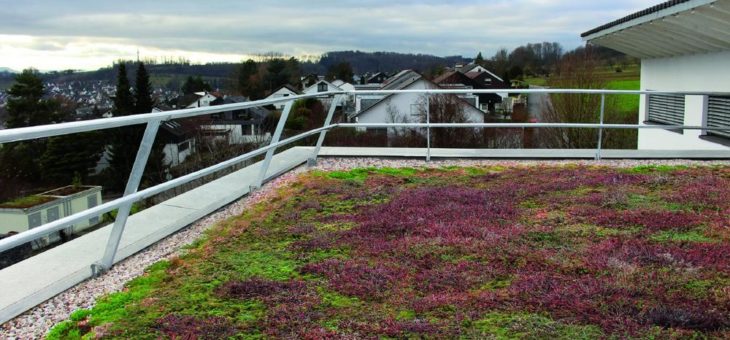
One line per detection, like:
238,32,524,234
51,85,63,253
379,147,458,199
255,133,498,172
582,0,730,59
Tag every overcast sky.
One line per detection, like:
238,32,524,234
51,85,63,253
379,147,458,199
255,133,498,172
0,0,659,71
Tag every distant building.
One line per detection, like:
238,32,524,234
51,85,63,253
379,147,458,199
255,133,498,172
184,92,223,108
265,85,300,110
303,79,343,95
433,70,507,112
153,107,198,167
350,70,485,139
583,0,730,151
203,96,272,145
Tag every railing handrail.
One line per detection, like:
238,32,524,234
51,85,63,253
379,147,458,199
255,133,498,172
4,88,730,144
0,125,332,253
0,91,346,144
1,88,729,263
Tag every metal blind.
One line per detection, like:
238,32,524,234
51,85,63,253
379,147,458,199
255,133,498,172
708,96,730,138
648,94,685,125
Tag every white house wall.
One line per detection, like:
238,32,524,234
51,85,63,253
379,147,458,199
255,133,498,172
356,79,485,130
638,50,730,150
267,88,298,110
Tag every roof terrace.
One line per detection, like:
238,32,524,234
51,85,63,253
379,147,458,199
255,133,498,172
0,86,728,337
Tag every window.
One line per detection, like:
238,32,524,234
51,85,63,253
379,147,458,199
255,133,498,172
648,94,685,126
707,95,730,139
317,83,328,92
178,140,190,152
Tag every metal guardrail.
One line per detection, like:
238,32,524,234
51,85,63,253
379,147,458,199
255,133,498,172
0,88,728,272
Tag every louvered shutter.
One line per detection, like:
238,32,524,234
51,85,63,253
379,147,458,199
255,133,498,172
648,94,685,125
707,96,730,138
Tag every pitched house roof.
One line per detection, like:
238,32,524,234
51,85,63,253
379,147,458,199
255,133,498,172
272,84,300,95
381,70,422,90
352,70,485,119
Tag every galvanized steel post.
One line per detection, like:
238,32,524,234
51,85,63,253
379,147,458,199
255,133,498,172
310,95,344,165
96,120,162,273
255,100,294,188
426,95,431,162
596,94,606,160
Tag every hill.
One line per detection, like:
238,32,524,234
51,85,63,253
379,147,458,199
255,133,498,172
33,51,471,90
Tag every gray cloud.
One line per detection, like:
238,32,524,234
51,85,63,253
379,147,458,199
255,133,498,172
0,0,659,69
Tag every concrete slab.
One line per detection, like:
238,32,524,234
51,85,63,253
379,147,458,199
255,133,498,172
0,147,312,324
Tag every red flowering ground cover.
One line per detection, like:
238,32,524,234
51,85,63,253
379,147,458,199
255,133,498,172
49,165,730,339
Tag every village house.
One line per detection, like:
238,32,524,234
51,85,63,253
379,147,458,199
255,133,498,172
265,84,300,110
350,70,486,139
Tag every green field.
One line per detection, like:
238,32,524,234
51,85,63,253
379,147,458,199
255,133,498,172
606,79,640,112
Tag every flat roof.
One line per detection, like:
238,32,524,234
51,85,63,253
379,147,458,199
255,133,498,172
582,0,730,59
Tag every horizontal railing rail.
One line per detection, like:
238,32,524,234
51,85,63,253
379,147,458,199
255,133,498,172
0,88,728,272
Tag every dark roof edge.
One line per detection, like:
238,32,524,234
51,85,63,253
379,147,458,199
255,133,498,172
581,0,691,38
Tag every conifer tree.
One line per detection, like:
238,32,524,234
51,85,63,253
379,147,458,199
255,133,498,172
107,62,141,191
0,69,64,184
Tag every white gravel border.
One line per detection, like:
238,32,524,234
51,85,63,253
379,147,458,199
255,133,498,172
1,158,728,339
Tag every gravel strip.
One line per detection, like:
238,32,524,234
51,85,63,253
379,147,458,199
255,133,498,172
1,157,728,339
0,166,308,339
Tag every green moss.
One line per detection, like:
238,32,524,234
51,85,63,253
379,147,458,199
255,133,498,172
465,312,603,339
374,167,418,177
396,309,417,321
479,277,513,291
519,200,542,209
320,288,361,308
0,194,56,209
649,229,718,243
47,261,171,339
216,248,297,281
326,167,419,182
627,165,688,174
525,231,566,248
327,168,372,182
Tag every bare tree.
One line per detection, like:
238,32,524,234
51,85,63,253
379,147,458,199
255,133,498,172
540,47,637,149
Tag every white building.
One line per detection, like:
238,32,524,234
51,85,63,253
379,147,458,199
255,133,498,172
583,0,730,150
265,85,300,110
186,92,221,108
350,70,485,137
303,80,343,95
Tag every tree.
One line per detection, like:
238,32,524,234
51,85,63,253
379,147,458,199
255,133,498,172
417,94,476,148
0,69,64,185
134,62,168,185
181,76,211,95
264,59,291,93
39,132,105,184
107,63,141,191
5,69,62,128
236,59,262,98
113,63,134,116
134,62,153,114
475,52,485,66
541,47,636,149
326,62,354,83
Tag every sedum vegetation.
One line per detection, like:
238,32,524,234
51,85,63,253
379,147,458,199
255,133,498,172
48,165,730,339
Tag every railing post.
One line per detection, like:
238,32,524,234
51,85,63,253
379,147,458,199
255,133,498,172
426,94,431,162
595,94,606,160
95,120,161,274
309,94,344,166
255,100,294,188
